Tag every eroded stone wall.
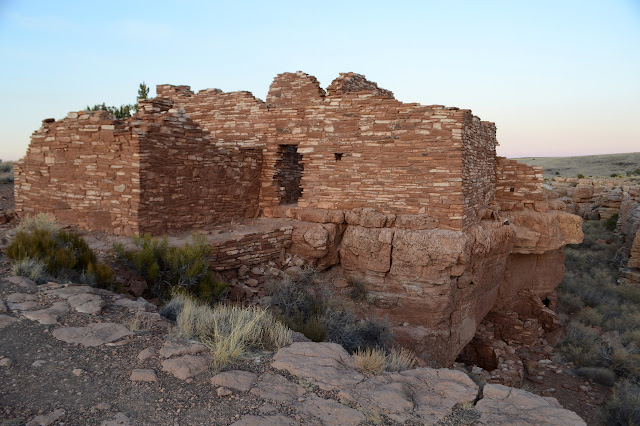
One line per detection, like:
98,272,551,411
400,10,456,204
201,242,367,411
14,111,141,235
135,98,262,234
495,158,544,211
15,98,263,235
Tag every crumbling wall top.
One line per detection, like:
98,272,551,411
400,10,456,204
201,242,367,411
326,72,394,99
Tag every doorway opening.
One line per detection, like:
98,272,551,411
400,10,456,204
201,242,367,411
274,145,303,205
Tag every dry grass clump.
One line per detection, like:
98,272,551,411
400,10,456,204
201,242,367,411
354,347,387,374
386,347,418,372
16,212,59,233
354,346,418,375
11,258,48,283
171,294,292,369
0,160,13,184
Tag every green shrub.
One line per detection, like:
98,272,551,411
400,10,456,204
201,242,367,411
114,233,227,301
605,213,619,231
0,160,13,183
600,380,640,425
6,217,112,288
558,322,609,368
577,173,585,179
574,367,616,386
268,274,393,352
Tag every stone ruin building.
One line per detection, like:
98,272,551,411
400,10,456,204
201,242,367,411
14,71,584,366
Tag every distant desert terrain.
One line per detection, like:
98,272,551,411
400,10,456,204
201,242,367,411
514,152,640,179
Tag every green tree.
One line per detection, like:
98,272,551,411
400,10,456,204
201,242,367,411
86,81,149,119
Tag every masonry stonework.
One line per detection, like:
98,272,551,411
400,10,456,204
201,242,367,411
14,71,583,366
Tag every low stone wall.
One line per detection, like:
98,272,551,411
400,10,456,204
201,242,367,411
495,158,544,211
207,220,293,271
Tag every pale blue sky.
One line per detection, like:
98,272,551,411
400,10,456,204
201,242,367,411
1,0,639,160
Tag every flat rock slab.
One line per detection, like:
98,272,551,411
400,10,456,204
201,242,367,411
23,301,70,325
210,370,258,392
250,373,306,403
130,369,157,382
5,275,37,288
210,370,257,392
26,408,65,426
231,415,300,426
114,297,157,312
53,323,133,347
100,412,134,426
297,394,365,425
339,368,478,424
6,293,38,311
0,314,19,329
45,285,95,299
67,293,105,315
161,355,211,380
159,341,208,358
272,342,364,391
476,384,587,425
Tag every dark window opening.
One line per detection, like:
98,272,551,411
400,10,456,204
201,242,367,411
509,187,515,192
542,297,550,307
274,145,303,205
334,153,343,161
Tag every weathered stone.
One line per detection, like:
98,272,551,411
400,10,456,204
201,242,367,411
0,314,19,329
231,415,300,426
216,387,233,397
53,323,132,346
161,355,211,380
130,369,157,382
26,409,65,426
5,293,38,311
250,373,306,403
339,368,478,424
210,370,257,392
476,384,586,425
296,394,365,425
272,342,364,391
5,275,37,288
159,341,208,358
23,301,70,324
137,347,155,361
100,412,133,426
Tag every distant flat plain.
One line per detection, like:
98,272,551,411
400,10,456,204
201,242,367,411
513,152,640,179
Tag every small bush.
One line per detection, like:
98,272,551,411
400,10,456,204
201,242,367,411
0,161,13,183
558,322,609,368
348,276,368,301
114,233,227,301
574,367,616,386
604,214,619,232
555,171,560,176
268,275,393,353
354,347,387,375
611,173,618,178
11,258,49,284
577,173,585,179
172,294,292,369
7,217,112,288
600,380,640,425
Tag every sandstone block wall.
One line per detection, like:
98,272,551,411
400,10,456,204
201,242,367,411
495,158,544,210
14,111,142,235
15,98,263,235
135,98,262,234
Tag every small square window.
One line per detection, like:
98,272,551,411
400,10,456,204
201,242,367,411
334,153,343,161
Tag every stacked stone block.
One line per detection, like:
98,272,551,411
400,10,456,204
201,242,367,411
495,157,544,210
